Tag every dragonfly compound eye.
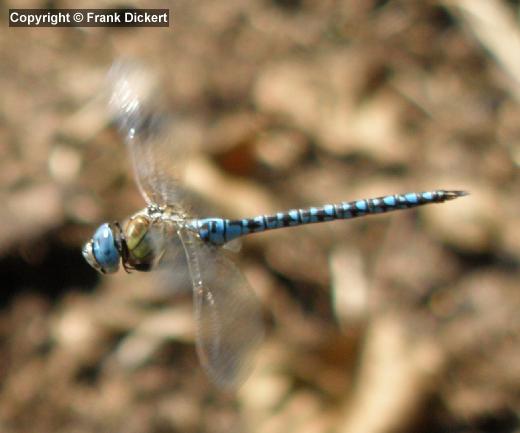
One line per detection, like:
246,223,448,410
84,223,121,273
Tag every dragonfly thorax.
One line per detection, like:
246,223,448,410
123,212,168,271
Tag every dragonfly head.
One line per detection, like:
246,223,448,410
83,222,124,274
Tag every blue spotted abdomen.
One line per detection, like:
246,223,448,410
193,190,467,246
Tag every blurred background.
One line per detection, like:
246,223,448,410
1,0,520,432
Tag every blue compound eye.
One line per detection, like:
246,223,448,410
91,223,120,273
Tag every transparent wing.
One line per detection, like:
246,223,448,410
178,228,264,390
107,61,186,206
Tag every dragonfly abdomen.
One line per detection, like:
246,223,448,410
194,190,467,246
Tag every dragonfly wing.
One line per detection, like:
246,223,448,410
107,61,187,206
179,228,264,389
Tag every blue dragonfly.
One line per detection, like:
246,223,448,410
82,62,467,389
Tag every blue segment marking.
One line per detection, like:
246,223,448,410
226,221,243,241
241,219,251,234
355,200,367,212
323,204,335,221
370,198,384,213
422,191,433,201
396,195,408,207
341,203,352,218
265,215,279,229
300,209,311,224
288,210,299,226
209,219,225,244
310,207,319,223
253,216,266,231
383,195,396,207
199,227,209,240
405,193,418,204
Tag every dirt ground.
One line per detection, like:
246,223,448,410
1,1,520,432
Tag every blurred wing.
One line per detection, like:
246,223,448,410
145,223,193,297
107,61,186,206
179,228,264,389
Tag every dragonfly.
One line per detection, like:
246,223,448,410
82,62,468,389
